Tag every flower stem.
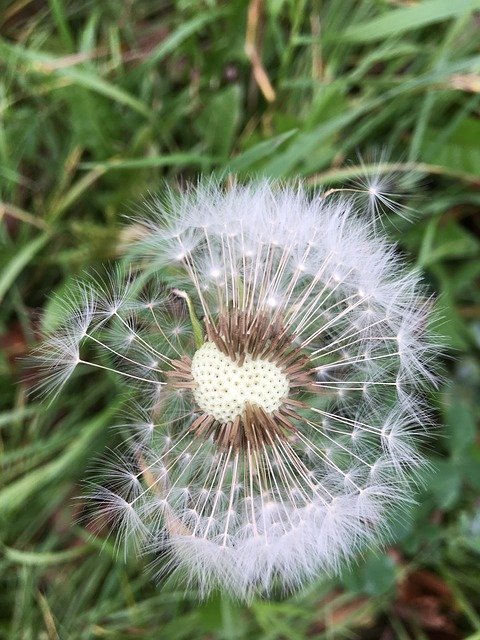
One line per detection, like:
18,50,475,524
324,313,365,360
173,288,204,349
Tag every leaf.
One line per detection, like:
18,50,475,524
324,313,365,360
0,402,119,516
415,220,480,268
429,459,462,510
426,283,472,350
198,596,244,639
423,118,480,180
461,450,480,492
434,118,480,149
48,168,106,222
342,0,480,42
0,233,50,303
139,10,227,68
224,130,298,173
425,145,480,181
197,86,242,158
341,552,397,596
444,390,477,455
0,40,151,117
4,544,90,566
80,153,216,171
262,112,360,177
0,407,36,430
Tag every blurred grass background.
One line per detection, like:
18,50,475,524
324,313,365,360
1,0,480,638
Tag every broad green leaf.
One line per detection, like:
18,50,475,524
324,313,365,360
341,552,397,596
197,86,242,158
430,460,463,510
445,391,477,455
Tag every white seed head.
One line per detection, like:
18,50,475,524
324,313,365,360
191,341,289,422
33,177,439,601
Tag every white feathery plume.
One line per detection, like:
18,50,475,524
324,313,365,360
32,177,438,600
348,148,421,223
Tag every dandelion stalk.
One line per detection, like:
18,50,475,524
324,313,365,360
172,288,204,349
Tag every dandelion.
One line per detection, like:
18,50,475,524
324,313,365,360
32,178,437,600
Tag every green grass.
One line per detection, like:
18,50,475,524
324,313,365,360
1,1,480,638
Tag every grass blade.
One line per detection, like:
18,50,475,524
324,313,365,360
342,0,480,42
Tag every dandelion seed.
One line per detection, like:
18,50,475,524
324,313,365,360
33,178,438,601
350,148,422,223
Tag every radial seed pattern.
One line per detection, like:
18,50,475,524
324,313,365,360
33,180,437,600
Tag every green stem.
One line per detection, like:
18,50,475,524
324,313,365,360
173,289,204,349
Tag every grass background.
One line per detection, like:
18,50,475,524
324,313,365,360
1,0,480,638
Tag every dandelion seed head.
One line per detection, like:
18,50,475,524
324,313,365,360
33,177,439,601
